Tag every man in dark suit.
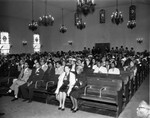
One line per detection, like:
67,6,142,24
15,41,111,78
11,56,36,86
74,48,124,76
20,61,44,103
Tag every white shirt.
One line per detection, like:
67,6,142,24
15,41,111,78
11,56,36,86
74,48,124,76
42,64,48,72
71,64,76,72
93,66,107,74
108,68,120,75
92,65,97,70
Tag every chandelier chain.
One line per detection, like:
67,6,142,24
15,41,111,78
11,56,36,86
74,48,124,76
116,0,118,10
45,0,47,15
32,0,33,20
62,8,64,25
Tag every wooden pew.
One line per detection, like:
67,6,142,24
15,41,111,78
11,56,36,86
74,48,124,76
120,71,134,100
86,73,129,106
79,76,123,117
33,75,59,103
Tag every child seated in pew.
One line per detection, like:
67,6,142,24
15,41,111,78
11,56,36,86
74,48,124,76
108,61,120,75
137,100,150,118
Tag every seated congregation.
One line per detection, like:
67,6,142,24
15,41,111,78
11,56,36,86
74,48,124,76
0,46,149,117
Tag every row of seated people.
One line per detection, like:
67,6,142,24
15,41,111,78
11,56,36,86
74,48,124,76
0,47,149,78
6,55,145,112
2,51,149,114
6,50,148,96
7,60,86,112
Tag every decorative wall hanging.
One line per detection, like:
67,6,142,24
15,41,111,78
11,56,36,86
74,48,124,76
127,0,136,29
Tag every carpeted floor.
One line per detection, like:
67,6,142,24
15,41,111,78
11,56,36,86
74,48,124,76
0,75,149,118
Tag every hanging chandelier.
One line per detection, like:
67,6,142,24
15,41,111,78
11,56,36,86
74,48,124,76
38,0,54,26
75,13,86,30
76,20,86,30
28,0,38,31
111,0,123,25
29,20,38,31
60,8,67,33
127,20,136,29
127,0,136,29
76,0,96,16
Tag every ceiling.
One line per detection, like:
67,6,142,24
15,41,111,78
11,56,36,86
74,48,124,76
0,0,150,21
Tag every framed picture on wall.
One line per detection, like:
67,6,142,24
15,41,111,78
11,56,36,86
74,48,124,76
99,9,105,23
129,5,136,20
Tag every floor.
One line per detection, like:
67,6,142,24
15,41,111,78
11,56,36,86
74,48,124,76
0,75,149,118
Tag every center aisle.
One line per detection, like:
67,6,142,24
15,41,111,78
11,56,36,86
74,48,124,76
119,74,149,118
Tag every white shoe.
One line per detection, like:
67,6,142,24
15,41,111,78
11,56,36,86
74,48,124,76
7,89,12,93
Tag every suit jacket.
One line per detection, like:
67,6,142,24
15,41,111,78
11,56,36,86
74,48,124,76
42,67,55,82
27,68,44,84
21,68,32,82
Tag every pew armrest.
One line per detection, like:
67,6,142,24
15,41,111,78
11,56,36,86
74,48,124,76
35,80,44,89
46,81,55,90
84,85,92,96
99,87,107,98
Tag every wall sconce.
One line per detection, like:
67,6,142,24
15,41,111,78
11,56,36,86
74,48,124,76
22,41,27,46
68,41,73,45
136,38,143,44
100,9,105,23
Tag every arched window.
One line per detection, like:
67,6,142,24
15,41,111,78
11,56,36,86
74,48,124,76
0,32,10,55
33,34,41,53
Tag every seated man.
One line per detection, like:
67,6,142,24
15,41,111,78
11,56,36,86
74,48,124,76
137,100,150,118
7,61,32,101
40,59,48,72
55,61,64,75
38,61,56,89
20,61,44,103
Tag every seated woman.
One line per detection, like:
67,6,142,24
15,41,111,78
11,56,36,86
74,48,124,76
137,100,150,118
55,65,76,111
70,66,87,112
93,61,107,74
7,61,32,101
108,61,120,75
